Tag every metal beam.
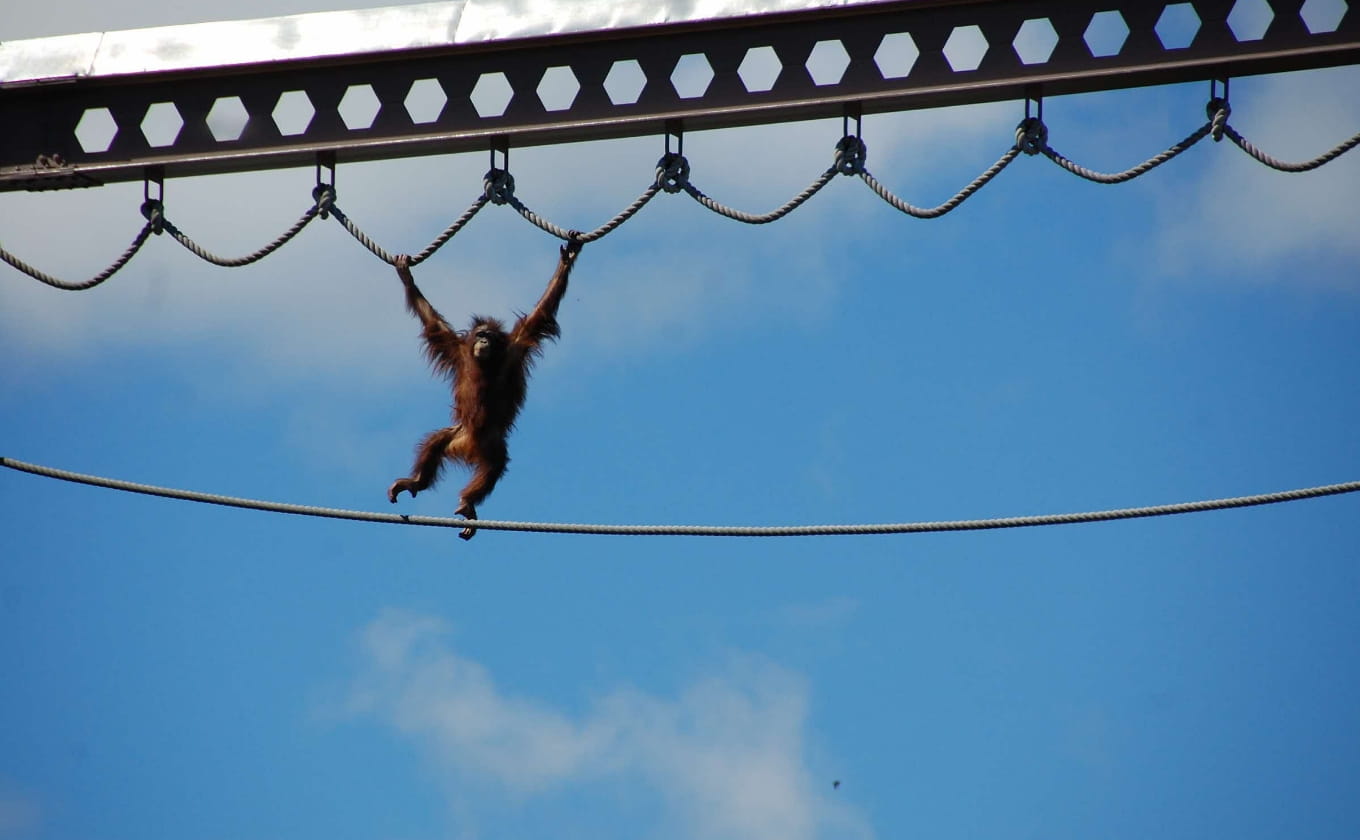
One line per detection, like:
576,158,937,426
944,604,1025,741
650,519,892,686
2,0,1357,191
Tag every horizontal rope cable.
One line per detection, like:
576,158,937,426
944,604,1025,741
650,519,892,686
4,455,1355,538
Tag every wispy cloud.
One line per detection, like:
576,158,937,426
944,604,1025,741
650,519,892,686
340,609,870,840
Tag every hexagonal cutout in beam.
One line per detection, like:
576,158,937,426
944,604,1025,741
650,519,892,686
738,46,781,92
1156,3,1201,49
807,39,850,86
206,96,249,142
671,53,714,99
1301,0,1348,34
1085,10,1130,58
874,32,919,79
604,59,647,105
1228,0,1275,41
339,84,381,130
471,72,514,117
943,25,988,71
273,90,315,136
75,107,118,153
405,78,447,124
537,66,580,112
1014,18,1059,64
141,102,183,148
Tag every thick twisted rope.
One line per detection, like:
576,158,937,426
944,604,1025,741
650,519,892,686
860,147,1022,218
6,104,1360,289
502,184,663,243
323,186,489,266
3,455,1355,538
410,194,490,264
1223,125,1360,172
0,212,158,291
680,168,839,224
1040,119,1215,184
162,202,322,267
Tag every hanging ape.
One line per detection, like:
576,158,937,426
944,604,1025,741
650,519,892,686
387,238,583,539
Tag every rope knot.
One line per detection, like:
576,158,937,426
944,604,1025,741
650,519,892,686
655,152,691,194
833,135,867,175
483,168,516,205
1016,117,1048,156
1207,98,1231,141
139,199,165,235
311,183,336,219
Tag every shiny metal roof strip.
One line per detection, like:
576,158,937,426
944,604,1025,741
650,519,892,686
0,0,896,84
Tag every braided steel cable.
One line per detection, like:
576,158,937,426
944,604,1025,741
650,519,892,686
3,455,1356,538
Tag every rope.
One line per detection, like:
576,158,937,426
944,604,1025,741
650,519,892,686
503,184,662,242
4,103,1359,289
859,148,1021,218
0,217,156,291
680,168,839,224
3,455,1355,538
162,204,321,267
411,195,490,264
1223,125,1360,172
1039,121,1214,184
325,190,491,266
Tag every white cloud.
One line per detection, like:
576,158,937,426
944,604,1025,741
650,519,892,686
342,609,870,840
1153,65,1360,284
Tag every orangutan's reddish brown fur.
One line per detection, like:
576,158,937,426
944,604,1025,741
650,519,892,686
387,239,582,539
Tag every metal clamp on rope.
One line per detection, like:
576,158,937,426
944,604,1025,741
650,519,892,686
139,199,165,235
655,152,690,193
833,135,867,175
483,168,516,204
311,183,336,218
1207,98,1231,142
1016,117,1048,156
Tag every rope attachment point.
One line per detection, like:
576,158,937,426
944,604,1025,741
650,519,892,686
140,170,165,234
655,152,691,193
834,135,867,175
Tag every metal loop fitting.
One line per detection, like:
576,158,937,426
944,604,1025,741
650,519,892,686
139,199,165,235
483,168,516,204
655,152,691,193
311,183,336,218
1016,117,1049,156
1207,98,1231,142
833,135,868,175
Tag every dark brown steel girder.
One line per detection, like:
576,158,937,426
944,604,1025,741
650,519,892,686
2,0,1357,192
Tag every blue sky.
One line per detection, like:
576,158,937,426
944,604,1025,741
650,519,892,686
3,3,1360,840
